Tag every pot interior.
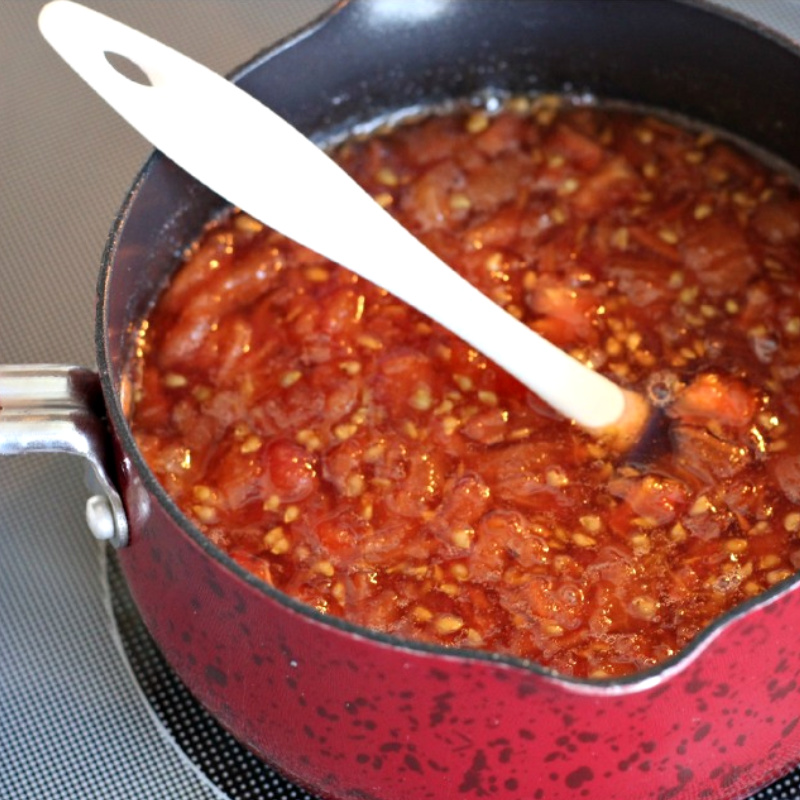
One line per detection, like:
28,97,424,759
98,0,800,675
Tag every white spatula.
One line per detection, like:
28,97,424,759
38,0,650,448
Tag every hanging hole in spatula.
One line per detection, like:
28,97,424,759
104,51,152,86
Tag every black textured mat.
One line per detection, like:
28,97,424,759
107,550,318,800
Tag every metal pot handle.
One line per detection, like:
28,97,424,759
0,365,128,547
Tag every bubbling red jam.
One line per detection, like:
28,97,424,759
130,97,800,678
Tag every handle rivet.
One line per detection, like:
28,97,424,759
86,494,116,542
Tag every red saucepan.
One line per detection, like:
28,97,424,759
3,1,800,798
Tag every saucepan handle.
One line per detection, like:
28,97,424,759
0,365,128,547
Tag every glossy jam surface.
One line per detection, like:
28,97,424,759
130,99,800,677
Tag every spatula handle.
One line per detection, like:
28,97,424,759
38,0,637,434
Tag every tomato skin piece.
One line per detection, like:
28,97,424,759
571,158,641,219
681,216,759,296
527,279,598,344
261,439,320,504
752,197,800,244
608,475,689,527
548,123,605,171
670,374,757,429
773,456,800,505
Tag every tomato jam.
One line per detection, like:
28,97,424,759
130,98,800,678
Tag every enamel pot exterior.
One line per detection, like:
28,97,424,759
98,1,800,798
113,488,800,800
